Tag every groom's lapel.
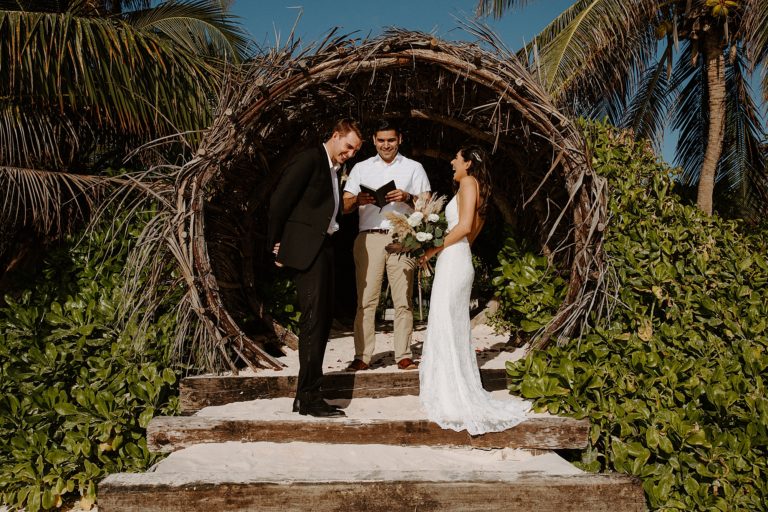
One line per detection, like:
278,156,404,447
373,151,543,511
336,164,348,222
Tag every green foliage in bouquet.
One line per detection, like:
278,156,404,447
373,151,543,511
0,207,184,511
498,120,768,511
385,194,448,258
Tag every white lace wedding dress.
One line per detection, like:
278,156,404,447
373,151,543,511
419,196,529,435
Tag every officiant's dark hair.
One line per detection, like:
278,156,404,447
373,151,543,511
373,118,401,135
458,145,492,217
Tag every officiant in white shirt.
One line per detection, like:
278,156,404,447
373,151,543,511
342,119,431,372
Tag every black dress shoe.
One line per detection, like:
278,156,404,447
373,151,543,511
299,400,346,417
324,401,342,411
293,398,341,413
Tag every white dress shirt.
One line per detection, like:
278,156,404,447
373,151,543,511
344,153,431,231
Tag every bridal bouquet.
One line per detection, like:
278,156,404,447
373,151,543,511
385,193,448,259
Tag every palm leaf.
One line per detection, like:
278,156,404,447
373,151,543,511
620,43,673,146
123,0,249,61
0,9,220,142
474,0,538,18
532,0,659,104
670,42,708,186
0,100,79,168
742,0,768,101
584,88,628,126
718,45,766,214
0,165,117,232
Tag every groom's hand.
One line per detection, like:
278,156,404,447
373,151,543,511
272,243,284,267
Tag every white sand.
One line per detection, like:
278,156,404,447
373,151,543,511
194,321,536,424
195,392,534,422
151,441,582,483
246,323,526,375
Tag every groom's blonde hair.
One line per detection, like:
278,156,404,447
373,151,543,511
331,118,363,140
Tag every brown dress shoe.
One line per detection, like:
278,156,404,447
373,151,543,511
397,358,418,370
346,359,370,372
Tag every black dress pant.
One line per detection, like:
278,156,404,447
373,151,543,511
294,236,335,403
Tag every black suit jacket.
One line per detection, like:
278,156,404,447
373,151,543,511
268,145,340,271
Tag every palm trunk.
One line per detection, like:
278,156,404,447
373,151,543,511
697,32,727,216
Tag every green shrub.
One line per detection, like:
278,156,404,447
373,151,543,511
256,273,301,333
0,212,183,511
504,121,768,510
490,235,568,336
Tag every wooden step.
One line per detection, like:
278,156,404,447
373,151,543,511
147,415,588,453
180,368,509,413
98,442,645,512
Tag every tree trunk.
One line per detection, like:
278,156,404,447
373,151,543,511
697,32,727,216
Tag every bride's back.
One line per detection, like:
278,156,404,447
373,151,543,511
467,176,485,244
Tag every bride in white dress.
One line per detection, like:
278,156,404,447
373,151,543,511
418,146,529,435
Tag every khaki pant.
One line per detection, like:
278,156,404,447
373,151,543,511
353,232,417,364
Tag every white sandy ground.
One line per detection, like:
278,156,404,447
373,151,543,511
149,441,582,483
240,322,527,376
195,391,535,422
194,321,535,423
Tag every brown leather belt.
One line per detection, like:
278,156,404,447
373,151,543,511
360,228,390,234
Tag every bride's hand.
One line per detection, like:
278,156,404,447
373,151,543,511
419,247,440,266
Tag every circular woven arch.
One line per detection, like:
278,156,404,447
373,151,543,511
173,29,608,372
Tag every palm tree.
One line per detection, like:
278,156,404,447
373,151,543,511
0,0,248,237
477,0,767,217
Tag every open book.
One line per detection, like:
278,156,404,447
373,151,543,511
359,180,396,208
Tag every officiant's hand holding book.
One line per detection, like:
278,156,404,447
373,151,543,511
359,180,397,208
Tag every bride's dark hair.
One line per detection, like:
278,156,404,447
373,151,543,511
456,145,492,217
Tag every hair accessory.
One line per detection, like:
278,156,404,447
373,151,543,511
470,150,482,163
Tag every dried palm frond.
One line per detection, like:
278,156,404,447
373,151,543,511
419,193,448,218
385,212,417,239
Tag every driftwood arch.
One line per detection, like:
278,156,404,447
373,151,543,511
173,29,607,372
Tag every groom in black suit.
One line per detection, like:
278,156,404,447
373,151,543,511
268,119,363,417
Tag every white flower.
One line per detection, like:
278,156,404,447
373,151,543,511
415,232,433,242
427,213,439,222
407,212,424,227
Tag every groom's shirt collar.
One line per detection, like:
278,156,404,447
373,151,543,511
322,143,340,172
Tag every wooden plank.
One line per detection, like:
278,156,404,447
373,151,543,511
180,368,509,413
147,415,588,452
98,472,645,512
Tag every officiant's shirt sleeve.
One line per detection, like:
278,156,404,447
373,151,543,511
344,163,362,195
413,162,431,194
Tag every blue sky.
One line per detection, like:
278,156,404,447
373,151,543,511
229,1,678,161
229,0,574,49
